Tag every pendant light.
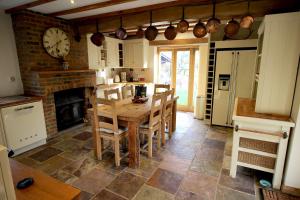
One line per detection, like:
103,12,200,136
145,11,158,41
165,21,177,40
136,26,144,38
90,20,105,47
206,0,220,33
177,7,189,33
115,16,127,40
193,20,207,38
240,0,254,28
224,18,240,37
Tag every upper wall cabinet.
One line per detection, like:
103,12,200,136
255,12,300,116
124,39,149,68
105,36,124,68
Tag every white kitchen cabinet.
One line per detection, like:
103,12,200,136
124,39,149,68
86,34,107,69
106,37,124,68
255,12,300,115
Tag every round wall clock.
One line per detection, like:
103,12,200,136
43,27,70,58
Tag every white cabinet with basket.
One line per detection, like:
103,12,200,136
230,98,295,189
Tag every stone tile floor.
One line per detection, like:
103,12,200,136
14,112,261,200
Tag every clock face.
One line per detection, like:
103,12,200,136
43,27,70,58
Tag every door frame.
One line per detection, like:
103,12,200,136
158,47,198,112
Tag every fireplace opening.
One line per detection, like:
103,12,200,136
54,88,85,131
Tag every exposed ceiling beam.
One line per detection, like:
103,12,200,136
5,0,56,14
49,0,136,17
72,0,212,24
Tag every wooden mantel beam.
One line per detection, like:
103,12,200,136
49,0,136,17
5,0,55,14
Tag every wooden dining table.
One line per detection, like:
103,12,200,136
90,96,178,168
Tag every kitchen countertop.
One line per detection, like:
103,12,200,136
0,95,42,109
233,98,294,126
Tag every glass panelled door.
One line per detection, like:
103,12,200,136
158,48,199,112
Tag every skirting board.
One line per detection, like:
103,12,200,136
281,185,300,197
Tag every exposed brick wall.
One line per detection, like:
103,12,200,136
11,10,95,138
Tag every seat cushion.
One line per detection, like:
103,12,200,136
99,126,128,135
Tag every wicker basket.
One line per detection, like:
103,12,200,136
238,151,276,169
239,137,278,154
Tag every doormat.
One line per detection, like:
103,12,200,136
262,189,300,200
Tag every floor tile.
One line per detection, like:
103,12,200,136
51,169,78,184
96,151,128,175
180,171,217,200
125,156,159,178
29,147,62,162
202,139,225,151
147,168,183,194
92,189,127,200
206,129,227,142
73,131,92,141
72,168,115,195
158,154,190,175
190,158,222,177
36,155,72,175
106,172,145,199
175,189,204,200
133,185,174,200
52,139,83,151
216,185,255,200
63,156,101,177
76,191,94,200
222,155,231,170
195,147,224,162
219,169,255,195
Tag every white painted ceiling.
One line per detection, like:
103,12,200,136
0,0,176,19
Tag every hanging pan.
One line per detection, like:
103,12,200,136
164,21,177,40
90,20,105,47
116,16,127,40
177,7,189,33
193,20,207,38
145,11,158,41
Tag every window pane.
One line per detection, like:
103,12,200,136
158,51,172,85
176,51,190,106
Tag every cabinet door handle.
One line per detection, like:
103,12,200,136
15,105,34,111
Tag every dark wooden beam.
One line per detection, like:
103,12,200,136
49,0,136,17
72,0,211,24
5,0,56,14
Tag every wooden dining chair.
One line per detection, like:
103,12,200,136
161,89,175,145
104,88,121,100
121,85,134,99
139,94,164,158
93,98,128,166
154,84,170,94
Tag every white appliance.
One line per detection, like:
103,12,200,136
0,100,47,156
212,50,256,126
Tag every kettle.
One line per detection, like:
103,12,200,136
114,74,120,83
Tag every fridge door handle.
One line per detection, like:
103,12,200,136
226,52,235,125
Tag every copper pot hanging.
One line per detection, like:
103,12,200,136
164,21,177,40
136,26,144,38
193,20,207,38
145,11,158,41
115,17,127,40
90,20,105,47
206,0,221,33
224,18,240,37
240,0,254,28
177,7,189,33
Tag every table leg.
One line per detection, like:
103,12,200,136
161,118,166,145
92,112,102,160
172,100,177,132
128,121,140,168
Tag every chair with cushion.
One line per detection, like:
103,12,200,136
161,89,175,145
139,94,164,158
154,84,170,94
104,88,121,100
121,85,134,99
93,98,128,166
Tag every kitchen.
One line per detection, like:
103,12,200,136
0,1,300,200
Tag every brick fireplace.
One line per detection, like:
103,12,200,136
11,10,96,137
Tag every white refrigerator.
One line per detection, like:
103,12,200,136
212,50,256,126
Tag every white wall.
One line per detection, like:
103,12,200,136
284,66,300,188
0,10,23,97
